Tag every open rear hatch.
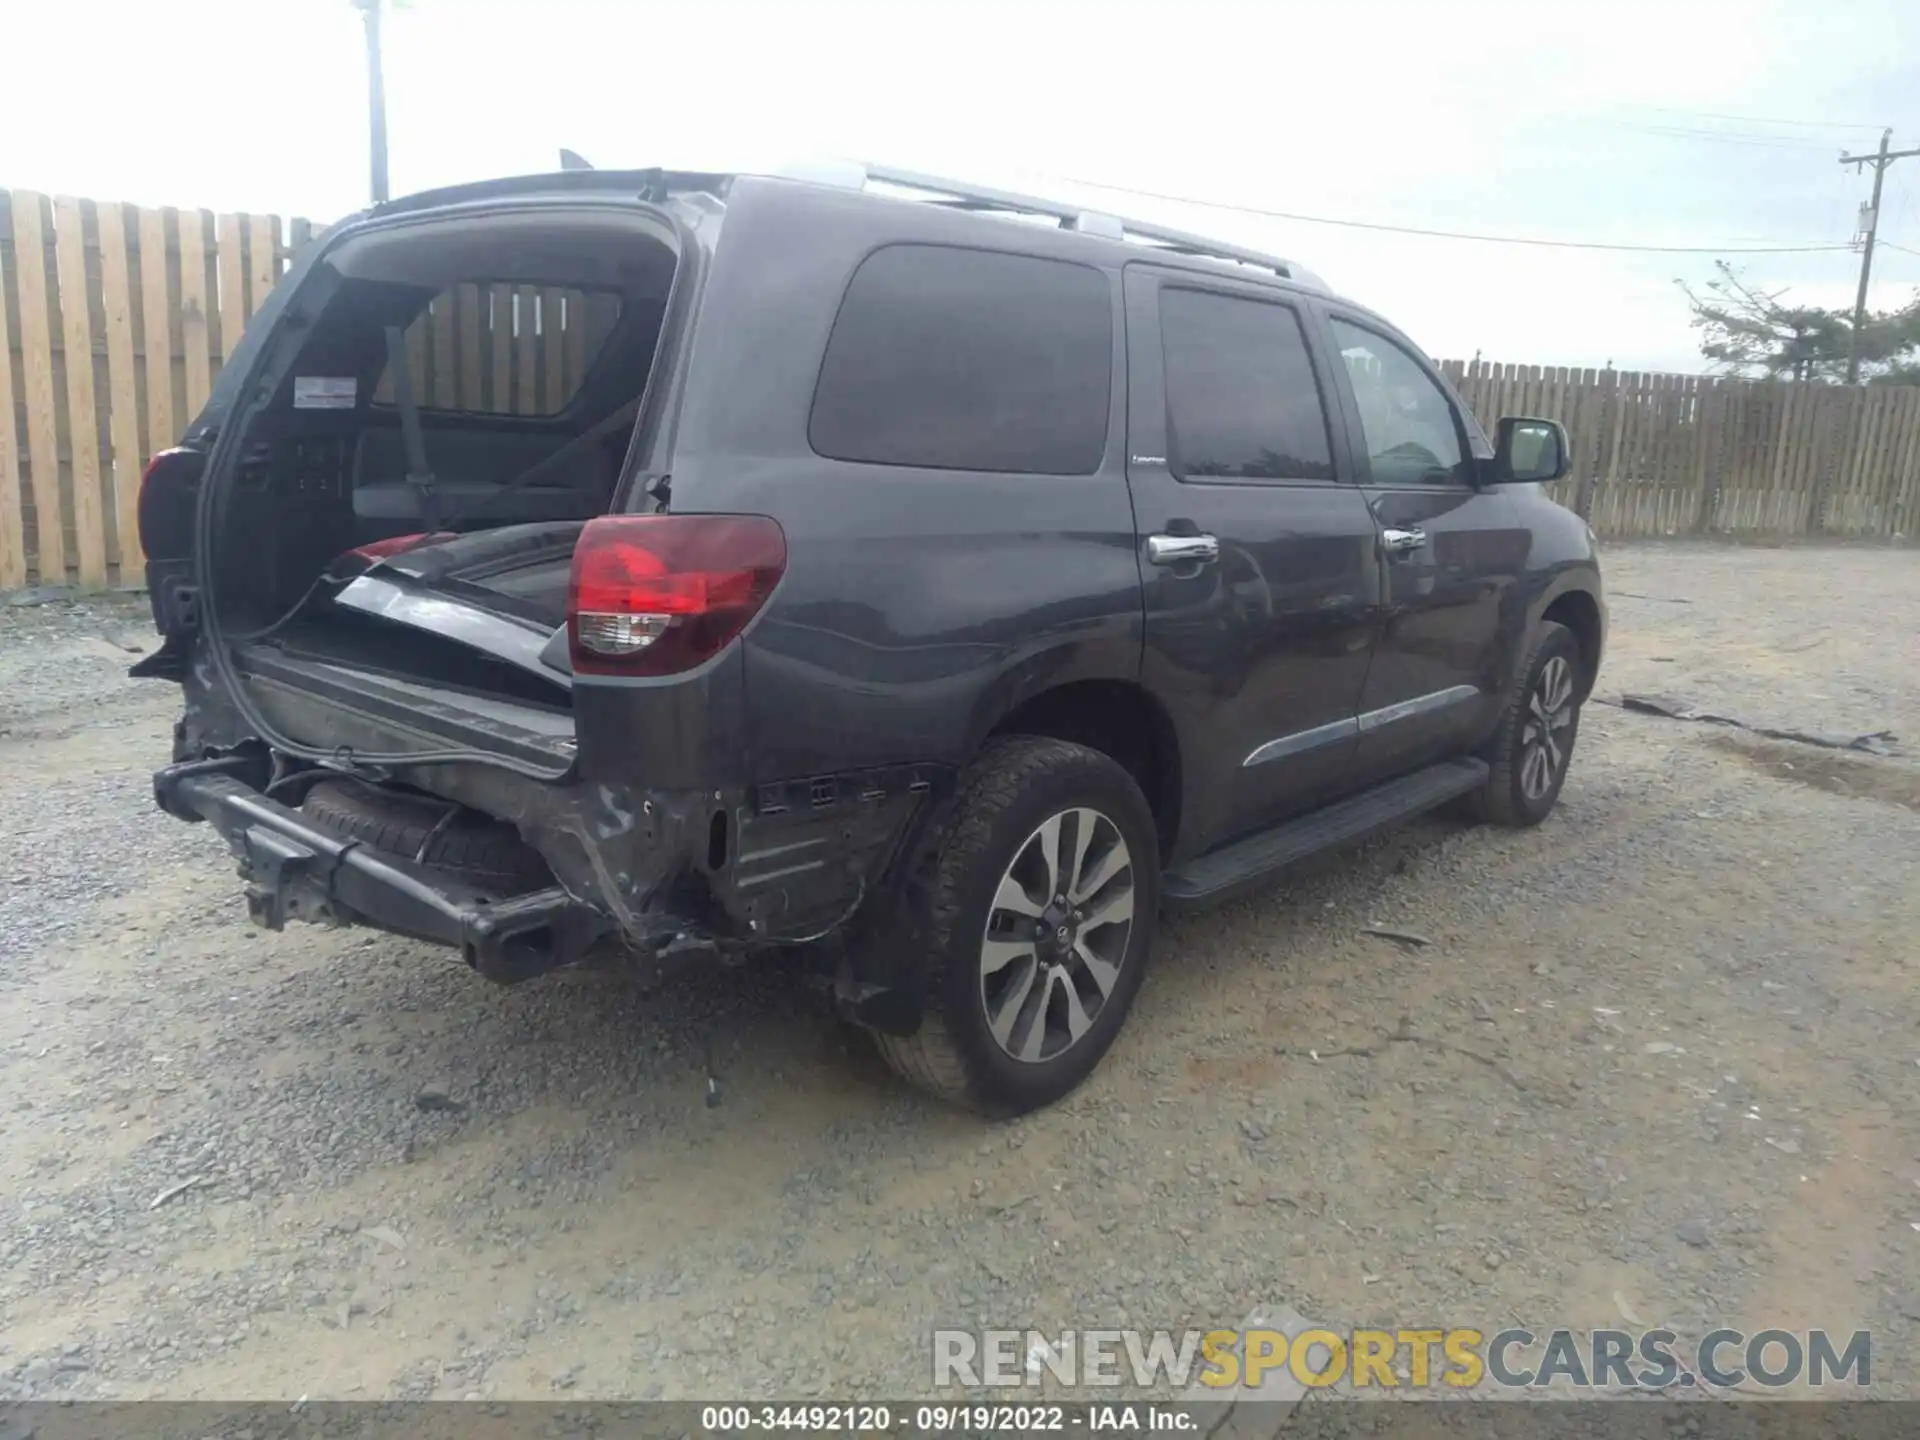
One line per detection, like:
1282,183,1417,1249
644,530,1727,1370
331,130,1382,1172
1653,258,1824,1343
191,193,688,773
234,525,579,771
145,175,855,973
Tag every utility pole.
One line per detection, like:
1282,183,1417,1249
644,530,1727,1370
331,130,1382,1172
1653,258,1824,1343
355,0,390,203
1839,129,1920,383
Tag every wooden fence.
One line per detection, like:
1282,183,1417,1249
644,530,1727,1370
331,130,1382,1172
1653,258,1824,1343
4,185,1919,590
0,189,314,590
1439,360,1920,541
0,188,620,592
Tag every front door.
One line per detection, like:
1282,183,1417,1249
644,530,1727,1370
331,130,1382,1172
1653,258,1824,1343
1319,313,1529,780
1123,267,1382,857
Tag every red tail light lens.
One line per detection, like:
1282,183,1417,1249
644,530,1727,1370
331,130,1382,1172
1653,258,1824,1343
350,531,453,561
567,514,787,676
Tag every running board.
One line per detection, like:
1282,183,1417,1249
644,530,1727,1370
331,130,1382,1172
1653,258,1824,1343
1162,758,1489,910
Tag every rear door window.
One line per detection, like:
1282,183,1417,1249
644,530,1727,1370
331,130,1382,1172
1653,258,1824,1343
1157,287,1335,482
809,245,1112,474
372,284,623,417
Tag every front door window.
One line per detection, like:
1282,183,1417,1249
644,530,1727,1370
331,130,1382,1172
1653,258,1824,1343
1331,319,1466,487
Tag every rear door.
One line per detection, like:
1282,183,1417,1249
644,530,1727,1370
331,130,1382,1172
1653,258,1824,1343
1318,311,1527,779
1123,267,1382,854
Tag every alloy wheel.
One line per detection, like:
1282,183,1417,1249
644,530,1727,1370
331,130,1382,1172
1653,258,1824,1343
1520,654,1576,801
979,807,1135,1064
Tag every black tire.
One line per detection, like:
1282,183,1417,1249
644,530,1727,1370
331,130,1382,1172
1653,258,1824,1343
870,736,1160,1115
1466,620,1584,827
300,779,552,896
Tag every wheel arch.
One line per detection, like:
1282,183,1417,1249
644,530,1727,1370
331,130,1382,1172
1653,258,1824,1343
1537,582,1605,700
978,677,1183,864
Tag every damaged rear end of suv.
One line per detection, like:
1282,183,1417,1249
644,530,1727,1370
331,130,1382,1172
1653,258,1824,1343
141,162,1603,1115
138,169,893,989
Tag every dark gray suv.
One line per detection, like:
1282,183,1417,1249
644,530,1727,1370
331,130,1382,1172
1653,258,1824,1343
137,163,1604,1114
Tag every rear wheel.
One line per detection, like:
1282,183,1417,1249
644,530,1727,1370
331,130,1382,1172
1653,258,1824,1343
1467,620,1584,827
870,737,1159,1115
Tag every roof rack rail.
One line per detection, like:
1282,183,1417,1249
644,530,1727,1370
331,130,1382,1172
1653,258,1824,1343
854,163,1321,287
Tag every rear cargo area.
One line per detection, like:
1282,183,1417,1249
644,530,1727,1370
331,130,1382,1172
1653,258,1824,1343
202,204,681,765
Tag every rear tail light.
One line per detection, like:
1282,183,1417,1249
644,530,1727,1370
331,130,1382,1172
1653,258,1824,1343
567,514,787,676
136,448,194,559
135,454,166,554
349,531,453,561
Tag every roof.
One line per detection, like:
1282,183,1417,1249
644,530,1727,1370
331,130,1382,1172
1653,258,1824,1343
370,162,1327,291
786,161,1327,289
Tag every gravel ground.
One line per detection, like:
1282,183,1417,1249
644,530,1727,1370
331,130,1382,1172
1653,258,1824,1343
0,544,1915,1405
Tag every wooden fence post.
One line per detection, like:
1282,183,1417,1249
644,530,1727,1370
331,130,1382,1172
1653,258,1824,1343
1690,379,1722,533
10,191,65,583
97,200,144,574
137,206,176,464
215,213,246,367
0,193,24,589
1892,388,1920,537
1575,366,1616,521
1805,387,1851,534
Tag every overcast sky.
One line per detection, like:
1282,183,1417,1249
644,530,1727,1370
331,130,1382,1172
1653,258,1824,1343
4,0,1917,371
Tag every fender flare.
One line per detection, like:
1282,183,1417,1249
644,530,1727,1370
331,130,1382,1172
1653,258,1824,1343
1525,566,1607,698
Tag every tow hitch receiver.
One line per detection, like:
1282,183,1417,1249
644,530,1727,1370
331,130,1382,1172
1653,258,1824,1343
239,825,326,930
153,759,614,982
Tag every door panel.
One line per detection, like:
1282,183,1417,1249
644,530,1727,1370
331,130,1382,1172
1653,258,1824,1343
1358,485,1526,771
1124,268,1382,856
1320,312,1527,778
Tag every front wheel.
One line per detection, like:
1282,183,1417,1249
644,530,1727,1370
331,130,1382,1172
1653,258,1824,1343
870,736,1159,1115
1468,620,1584,827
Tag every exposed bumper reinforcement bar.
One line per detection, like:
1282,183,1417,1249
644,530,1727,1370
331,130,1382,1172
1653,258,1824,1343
154,758,615,983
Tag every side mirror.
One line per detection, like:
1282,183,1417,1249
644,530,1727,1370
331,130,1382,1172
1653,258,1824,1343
1490,417,1570,485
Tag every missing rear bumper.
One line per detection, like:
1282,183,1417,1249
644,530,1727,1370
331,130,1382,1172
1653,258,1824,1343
155,758,617,983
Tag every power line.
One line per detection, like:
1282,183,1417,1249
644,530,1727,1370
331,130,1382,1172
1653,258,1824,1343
1641,107,1886,133
1595,122,1841,152
1047,174,1851,254
1879,239,1920,259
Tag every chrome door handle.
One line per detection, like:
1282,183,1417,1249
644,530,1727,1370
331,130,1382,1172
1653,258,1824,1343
1381,527,1428,554
1146,533,1220,566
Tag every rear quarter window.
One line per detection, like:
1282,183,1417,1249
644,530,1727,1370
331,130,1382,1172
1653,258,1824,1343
808,245,1112,474
371,284,623,417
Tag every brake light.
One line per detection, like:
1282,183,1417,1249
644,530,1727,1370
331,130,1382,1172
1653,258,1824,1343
136,448,194,559
350,531,452,561
568,514,787,676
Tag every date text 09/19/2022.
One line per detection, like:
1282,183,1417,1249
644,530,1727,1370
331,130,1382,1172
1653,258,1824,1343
699,1404,1197,1433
